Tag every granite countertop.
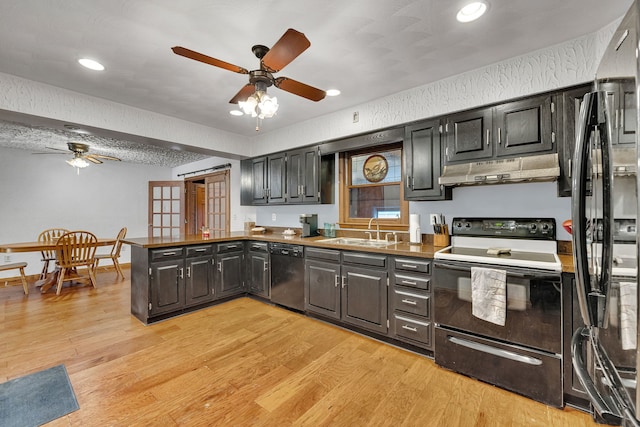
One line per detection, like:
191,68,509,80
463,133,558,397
124,232,438,259
124,232,575,272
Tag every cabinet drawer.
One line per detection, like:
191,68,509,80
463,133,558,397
392,273,430,290
151,247,184,260
217,242,243,253
342,252,386,268
393,313,432,346
391,287,430,317
186,245,213,257
394,258,430,274
306,247,340,262
247,242,268,252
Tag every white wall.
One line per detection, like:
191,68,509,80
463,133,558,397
171,157,256,232
0,146,172,278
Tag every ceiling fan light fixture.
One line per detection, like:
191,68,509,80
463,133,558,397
456,1,488,23
67,157,90,168
239,90,279,119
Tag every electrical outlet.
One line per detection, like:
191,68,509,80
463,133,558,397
4,255,11,263
429,214,439,225
272,213,277,221
352,111,359,123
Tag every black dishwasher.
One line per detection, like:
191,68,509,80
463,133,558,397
269,242,305,311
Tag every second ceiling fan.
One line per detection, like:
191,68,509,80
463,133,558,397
172,28,326,125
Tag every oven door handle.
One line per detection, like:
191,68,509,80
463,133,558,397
433,261,559,280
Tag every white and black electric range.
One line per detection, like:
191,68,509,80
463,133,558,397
432,217,564,408
434,217,562,272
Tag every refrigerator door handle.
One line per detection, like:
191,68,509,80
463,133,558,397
571,91,614,328
572,327,623,425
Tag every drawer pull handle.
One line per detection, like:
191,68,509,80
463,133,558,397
401,280,417,285
402,325,418,332
448,336,543,366
163,252,176,256
226,245,237,250
401,264,418,269
401,299,418,306
194,248,206,252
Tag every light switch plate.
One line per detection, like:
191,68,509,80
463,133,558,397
272,213,277,221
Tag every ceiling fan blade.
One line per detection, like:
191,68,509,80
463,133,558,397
84,155,103,164
172,46,249,74
274,77,326,102
89,154,121,161
229,84,255,104
32,146,68,154
261,29,310,73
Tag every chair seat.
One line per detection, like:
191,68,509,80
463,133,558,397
0,262,29,294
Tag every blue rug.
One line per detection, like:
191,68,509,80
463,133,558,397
0,364,79,427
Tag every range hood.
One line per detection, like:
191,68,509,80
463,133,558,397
593,147,637,176
438,153,560,187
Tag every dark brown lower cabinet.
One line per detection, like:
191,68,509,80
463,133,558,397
305,248,388,335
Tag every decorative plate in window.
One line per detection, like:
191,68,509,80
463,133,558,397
363,154,388,183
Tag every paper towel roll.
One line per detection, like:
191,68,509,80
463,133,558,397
409,214,421,244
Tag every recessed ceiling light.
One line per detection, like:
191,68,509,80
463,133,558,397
456,1,488,23
229,110,244,116
326,89,341,97
78,58,105,71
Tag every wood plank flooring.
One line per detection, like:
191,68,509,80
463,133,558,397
1,269,600,426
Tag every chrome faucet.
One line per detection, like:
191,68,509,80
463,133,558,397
368,217,380,240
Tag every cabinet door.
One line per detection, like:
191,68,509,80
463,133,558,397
341,264,388,334
404,119,451,200
247,251,270,298
301,148,320,203
267,153,287,204
557,85,591,197
184,256,214,307
216,251,244,298
150,259,184,315
287,149,304,204
444,107,493,163
494,94,554,157
305,259,341,320
250,157,268,205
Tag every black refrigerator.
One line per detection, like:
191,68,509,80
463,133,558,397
571,1,640,425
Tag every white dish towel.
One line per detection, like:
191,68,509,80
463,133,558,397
471,267,507,326
619,281,637,350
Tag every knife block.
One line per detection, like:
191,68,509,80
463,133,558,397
433,225,450,247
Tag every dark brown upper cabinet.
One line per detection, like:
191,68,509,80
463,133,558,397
403,118,451,200
444,93,556,164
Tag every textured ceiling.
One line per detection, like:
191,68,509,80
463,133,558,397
0,0,633,166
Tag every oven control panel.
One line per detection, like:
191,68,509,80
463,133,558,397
451,218,556,240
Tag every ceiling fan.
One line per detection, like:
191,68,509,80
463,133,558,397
172,28,326,126
35,142,121,172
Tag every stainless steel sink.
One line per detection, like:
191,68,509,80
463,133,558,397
317,237,395,248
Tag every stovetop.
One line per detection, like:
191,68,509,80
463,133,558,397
434,218,561,271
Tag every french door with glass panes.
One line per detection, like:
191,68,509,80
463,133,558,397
149,172,229,238
205,171,230,234
148,181,185,238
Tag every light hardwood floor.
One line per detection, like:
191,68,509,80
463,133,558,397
1,268,599,426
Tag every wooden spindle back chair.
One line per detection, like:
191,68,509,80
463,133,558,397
54,231,98,295
38,228,69,280
94,227,127,279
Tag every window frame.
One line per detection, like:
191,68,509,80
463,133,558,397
338,142,409,231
